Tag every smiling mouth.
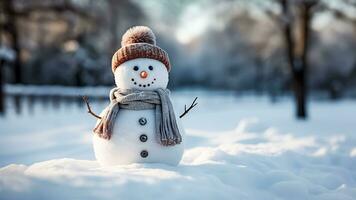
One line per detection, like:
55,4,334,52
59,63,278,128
131,78,157,88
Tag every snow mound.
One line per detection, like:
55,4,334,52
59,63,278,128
1,118,356,200
1,92,356,200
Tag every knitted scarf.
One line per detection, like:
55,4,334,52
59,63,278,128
93,88,182,146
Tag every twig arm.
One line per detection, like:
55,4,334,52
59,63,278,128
179,97,198,118
82,96,102,119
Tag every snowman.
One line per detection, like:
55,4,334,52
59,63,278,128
84,26,197,166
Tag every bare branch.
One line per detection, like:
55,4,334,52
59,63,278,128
179,97,198,118
82,96,101,119
329,8,356,25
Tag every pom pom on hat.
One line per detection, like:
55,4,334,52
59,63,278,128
121,26,156,46
112,26,170,72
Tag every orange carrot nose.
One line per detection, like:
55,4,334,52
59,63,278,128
140,71,148,79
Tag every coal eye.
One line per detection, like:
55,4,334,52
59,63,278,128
133,66,139,71
148,66,153,71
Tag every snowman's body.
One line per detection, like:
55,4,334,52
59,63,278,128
93,109,184,166
93,58,185,166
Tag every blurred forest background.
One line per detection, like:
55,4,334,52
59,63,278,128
0,0,356,119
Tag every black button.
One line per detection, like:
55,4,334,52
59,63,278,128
140,150,148,158
139,134,148,142
138,117,147,125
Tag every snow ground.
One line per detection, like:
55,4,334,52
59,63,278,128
0,88,356,200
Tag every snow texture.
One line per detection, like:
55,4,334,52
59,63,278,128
113,58,169,90
93,109,185,166
95,58,184,166
1,89,356,200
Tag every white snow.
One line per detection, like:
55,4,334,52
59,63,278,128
113,58,169,90
4,84,110,97
350,148,356,157
93,109,185,166
1,89,356,200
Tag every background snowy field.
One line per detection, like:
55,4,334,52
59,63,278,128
0,88,356,200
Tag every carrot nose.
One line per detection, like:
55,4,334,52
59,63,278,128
140,71,148,79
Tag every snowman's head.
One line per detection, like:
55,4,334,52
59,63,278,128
114,58,168,90
111,26,171,90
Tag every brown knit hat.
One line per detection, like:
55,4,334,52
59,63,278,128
112,26,170,72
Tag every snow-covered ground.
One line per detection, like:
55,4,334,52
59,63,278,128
1,88,356,200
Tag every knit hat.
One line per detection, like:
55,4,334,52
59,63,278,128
111,26,170,72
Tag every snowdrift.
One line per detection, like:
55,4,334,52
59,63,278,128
1,92,356,200
1,118,356,200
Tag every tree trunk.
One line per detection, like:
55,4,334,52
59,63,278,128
108,0,120,53
280,0,305,119
0,59,4,114
293,2,313,119
0,3,5,114
294,70,306,118
4,0,22,84
279,0,314,119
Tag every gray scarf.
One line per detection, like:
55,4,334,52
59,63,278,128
93,88,182,146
